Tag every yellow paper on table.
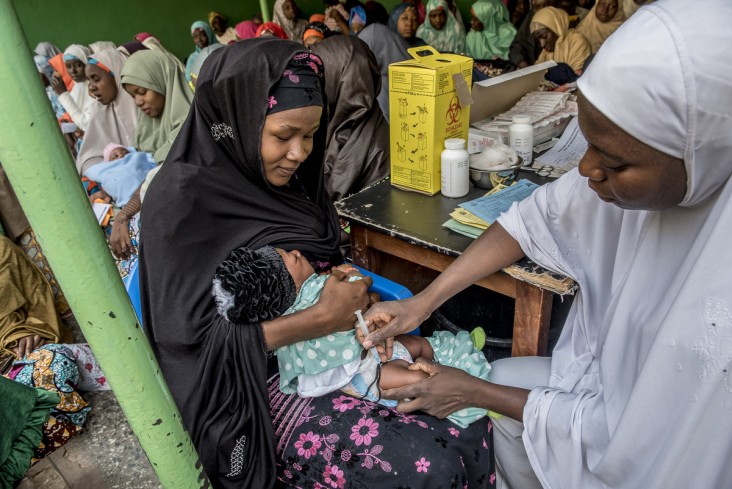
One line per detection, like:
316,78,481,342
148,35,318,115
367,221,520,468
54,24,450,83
389,46,473,195
450,208,488,229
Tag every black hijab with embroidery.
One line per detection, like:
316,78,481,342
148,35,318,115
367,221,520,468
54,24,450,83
139,38,340,488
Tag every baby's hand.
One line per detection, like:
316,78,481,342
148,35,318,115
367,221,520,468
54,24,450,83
332,264,362,279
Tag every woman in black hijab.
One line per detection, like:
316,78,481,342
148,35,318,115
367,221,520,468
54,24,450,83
140,38,493,488
312,35,390,201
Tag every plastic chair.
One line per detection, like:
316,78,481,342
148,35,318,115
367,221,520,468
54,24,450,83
353,265,420,336
124,261,419,335
124,260,144,329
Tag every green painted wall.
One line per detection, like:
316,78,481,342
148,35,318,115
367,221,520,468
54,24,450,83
14,0,472,62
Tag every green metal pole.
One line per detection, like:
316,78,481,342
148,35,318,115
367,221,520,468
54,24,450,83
0,2,208,488
260,0,271,22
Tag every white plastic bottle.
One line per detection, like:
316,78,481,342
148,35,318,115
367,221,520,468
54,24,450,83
509,114,534,166
441,138,469,198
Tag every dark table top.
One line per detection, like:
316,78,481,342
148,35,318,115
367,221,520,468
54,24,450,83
336,172,576,295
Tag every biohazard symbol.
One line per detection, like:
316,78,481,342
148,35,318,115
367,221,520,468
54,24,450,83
445,96,461,125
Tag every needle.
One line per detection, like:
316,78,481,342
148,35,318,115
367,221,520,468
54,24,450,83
356,310,381,365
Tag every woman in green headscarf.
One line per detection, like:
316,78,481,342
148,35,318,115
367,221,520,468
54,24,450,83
416,0,467,54
466,0,517,60
106,50,194,263
121,49,194,164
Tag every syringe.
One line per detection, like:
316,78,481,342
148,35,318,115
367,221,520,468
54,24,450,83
355,310,381,365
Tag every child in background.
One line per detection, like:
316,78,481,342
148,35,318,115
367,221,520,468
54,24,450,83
416,0,467,54
212,245,492,427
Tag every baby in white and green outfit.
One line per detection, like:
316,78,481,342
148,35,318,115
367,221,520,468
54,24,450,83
212,245,491,427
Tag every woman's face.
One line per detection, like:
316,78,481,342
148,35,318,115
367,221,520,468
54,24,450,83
65,59,86,83
277,248,315,291
595,0,619,22
577,93,687,210
193,28,209,49
124,83,166,118
533,27,558,52
85,64,118,105
260,105,322,187
397,7,418,39
470,9,484,31
429,8,447,30
283,0,297,20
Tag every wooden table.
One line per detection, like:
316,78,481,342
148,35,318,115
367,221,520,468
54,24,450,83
336,178,576,357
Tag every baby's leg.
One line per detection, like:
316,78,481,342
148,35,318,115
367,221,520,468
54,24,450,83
379,360,428,390
394,334,434,361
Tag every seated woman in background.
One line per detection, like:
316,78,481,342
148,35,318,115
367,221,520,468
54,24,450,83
302,21,332,48
273,0,308,44
531,6,591,81
139,38,494,488
466,0,517,61
416,0,467,53
75,49,137,176
576,0,626,53
0,236,72,362
256,21,289,39
349,5,368,34
121,50,193,164
185,21,219,82
358,20,410,122
208,11,239,44
311,35,390,200
188,44,225,91
389,3,426,48
107,49,193,263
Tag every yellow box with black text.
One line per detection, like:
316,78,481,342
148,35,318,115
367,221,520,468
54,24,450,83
388,46,472,195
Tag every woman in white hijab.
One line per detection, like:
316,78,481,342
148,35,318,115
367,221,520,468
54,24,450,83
54,44,94,131
75,50,137,175
363,0,732,487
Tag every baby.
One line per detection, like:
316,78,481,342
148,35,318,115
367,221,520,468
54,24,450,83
104,143,130,161
212,245,491,427
83,143,157,207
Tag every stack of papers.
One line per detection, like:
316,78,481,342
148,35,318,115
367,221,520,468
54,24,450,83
472,91,578,137
442,180,540,239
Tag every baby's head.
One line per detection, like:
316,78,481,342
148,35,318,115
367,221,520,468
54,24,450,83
103,143,129,162
212,245,314,324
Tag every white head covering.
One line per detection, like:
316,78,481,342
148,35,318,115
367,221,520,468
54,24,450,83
34,42,61,58
89,41,117,53
497,0,732,487
76,49,138,175
63,44,91,64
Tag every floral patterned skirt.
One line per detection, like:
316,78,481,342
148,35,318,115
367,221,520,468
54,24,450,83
269,373,496,489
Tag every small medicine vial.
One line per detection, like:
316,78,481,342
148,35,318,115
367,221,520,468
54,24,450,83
441,138,469,198
509,114,534,165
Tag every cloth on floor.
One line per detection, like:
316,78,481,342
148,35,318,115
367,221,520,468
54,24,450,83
0,376,59,487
